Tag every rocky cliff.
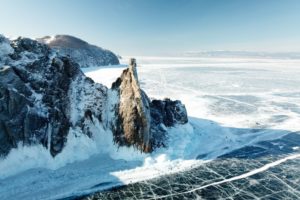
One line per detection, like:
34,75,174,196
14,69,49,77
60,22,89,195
0,35,188,157
111,59,188,152
37,35,119,68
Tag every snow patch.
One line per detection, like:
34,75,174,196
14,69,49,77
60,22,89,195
0,35,14,65
0,129,96,179
0,35,14,56
82,65,126,88
43,36,56,44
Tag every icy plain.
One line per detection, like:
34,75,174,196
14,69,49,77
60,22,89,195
1,56,300,199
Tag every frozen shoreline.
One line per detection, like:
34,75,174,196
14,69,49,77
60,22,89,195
1,56,300,200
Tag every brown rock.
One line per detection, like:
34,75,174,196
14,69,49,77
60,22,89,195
112,58,152,152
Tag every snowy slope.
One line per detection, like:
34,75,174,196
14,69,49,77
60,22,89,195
37,35,120,67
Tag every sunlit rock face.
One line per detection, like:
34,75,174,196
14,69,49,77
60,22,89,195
111,59,152,152
111,59,188,152
0,36,188,157
37,35,120,68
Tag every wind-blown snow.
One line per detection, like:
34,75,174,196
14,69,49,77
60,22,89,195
0,129,95,179
1,55,300,199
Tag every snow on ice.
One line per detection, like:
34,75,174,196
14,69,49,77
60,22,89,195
1,56,300,199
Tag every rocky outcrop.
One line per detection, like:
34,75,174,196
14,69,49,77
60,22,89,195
111,59,188,152
0,35,188,157
37,35,119,68
150,98,188,127
0,35,105,156
111,59,152,152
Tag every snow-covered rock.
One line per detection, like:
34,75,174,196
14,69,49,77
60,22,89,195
37,35,119,68
0,35,14,65
0,36,188,157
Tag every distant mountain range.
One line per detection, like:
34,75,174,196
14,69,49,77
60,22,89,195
182,51,300,59
37,35,120,67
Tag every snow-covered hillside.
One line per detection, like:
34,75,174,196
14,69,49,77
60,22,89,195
37,35,120,67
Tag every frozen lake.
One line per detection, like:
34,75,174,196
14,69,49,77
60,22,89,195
1,56,300,199
85,56,300,199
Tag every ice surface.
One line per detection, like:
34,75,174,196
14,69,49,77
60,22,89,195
81,65,127,88
91,137,300,199
1,56,300,199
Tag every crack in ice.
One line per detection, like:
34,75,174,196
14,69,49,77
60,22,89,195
144,153,300,199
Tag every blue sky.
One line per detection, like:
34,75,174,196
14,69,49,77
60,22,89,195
1,0,300,55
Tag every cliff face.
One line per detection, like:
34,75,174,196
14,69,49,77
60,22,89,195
0,36,105,156
0,35,108,156
111,59,188,152
37,35,120,68
0,35,188,157
111,59,152,152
